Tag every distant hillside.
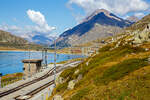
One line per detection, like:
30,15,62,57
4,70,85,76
126,16,139,22
127,14,150,31
56,9,133,47
0,30,28,44
0,30,43,50
23,34,55,45
32,34,54,45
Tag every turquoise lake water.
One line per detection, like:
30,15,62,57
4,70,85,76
0,51,83,75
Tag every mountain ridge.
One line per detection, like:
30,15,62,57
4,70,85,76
126,15,139,22
0,30,44,50
0,30,28,44
57,9,133,47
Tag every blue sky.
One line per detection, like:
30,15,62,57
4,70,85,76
0,0,150,39
0,0,77,36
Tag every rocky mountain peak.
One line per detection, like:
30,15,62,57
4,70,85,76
57,9,133,47
83,9,122,23
93,9,110,16
126,16,139,22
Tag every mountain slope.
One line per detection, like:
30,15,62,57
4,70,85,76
127,14,150,31
50,14,150,100
56,9,133,47
0,30,28,44
126,16,139,22
51,40,150,100
0,30,43,50
31,34,54,45
22,33,55,45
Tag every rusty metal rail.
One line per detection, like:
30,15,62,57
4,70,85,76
0,67,54,98
27,80,54,97
14,80,54,100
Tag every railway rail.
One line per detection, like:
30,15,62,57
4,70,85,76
14,80,54,100
0,67,55,98
0,61,82,99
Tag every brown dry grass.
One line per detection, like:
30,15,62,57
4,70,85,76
49,41,150,100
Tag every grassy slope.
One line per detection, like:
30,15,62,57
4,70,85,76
50,40,150,100
49,14,150,100
1,73,23,87
126,14,150,31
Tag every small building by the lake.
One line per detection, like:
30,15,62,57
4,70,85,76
22,59,42,78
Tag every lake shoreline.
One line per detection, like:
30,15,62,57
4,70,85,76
0,47,83,55
0,51,84,75
0,49,83,55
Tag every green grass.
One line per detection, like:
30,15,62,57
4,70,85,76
56,67,77,93
98,44,113,52
1,73,23,87
55,82,68,93
71,87,90,100
94,58,148,85
51,43,148,100
58,44,146,89
78,45,145,77
116,90,131,100
60,67,76,79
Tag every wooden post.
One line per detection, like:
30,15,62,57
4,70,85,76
0,73,2,88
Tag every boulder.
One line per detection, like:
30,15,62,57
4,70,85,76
77,74,82,81
148,59,150,65
56,77,65,85
115,41,120,48
145,48,149,51
133,24,150,44
53,95,64,100
74,69,79,74
86,62,89,66
67,80,76,90
147,23,150,30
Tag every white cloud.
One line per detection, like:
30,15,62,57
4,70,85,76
72,13,85,24
0,10,56,42
68,0,149,15
0,24,23,34
27,9,46,26
27,9,56,33
0,10,56,35
134,12,145,18
123,15,130,19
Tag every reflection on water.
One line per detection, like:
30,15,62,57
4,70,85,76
0,51,83,75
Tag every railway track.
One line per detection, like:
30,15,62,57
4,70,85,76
0,67,55,98
14,80,54,100
26,80,54,97
0,61,82,99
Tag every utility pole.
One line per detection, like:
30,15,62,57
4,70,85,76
45,49,48,68
114,23,117,42
54,39,57,87
0,73,2,88
28,44,31,78
42,49,44,66
82,47,84,57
